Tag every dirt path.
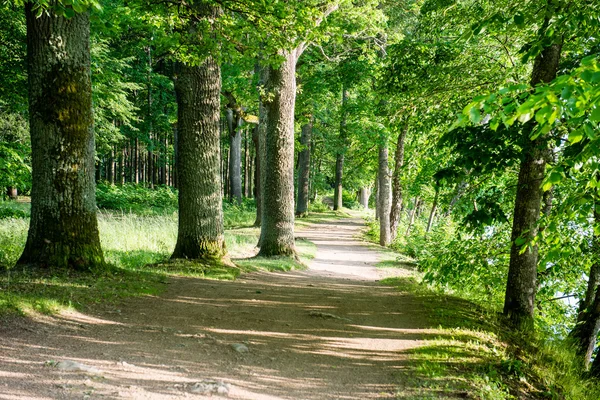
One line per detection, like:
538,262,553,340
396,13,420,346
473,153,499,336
0,217,436,400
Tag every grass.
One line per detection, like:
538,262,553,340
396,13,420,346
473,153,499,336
0,195,327,317
376,258,600,399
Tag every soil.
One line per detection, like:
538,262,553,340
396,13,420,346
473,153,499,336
0,217,436,400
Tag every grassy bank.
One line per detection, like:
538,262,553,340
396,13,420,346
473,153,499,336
368,225,600,400
0,187,324,316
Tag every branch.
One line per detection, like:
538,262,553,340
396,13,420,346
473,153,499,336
296,2,340,57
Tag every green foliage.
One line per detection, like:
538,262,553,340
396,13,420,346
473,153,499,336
96,183,178,214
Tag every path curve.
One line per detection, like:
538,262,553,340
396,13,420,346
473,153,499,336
0,217,432,400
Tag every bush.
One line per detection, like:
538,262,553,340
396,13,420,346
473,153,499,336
342,190,359,209
96,183,178,214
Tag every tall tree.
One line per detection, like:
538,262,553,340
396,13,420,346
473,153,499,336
296,117,313,217
378,135,391,246
18,3,104,270
171,3,226,261
333,88,348,211
503,41,562,329
389,120,409,241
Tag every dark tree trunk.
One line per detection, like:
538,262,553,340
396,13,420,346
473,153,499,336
18,5,104,270
571,199,600,370
258,49,298,257
333,88,349,211
378,138,391,247
171,59,225,260
244,128,249,197
389,122,409,242
227,108,243,204
503,42,562,330
296,118,312,217
426,186,439,233
252,124,262,226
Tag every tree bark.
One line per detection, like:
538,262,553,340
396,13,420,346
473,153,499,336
252,124,261,226
227,108,243,204
389,122,409,242
18,5,104,270
333,88,349,211
503,42,562,330
296,118,312,217
258,49,298,257
171,59,225,260
570,198,600,370
378,138,391,247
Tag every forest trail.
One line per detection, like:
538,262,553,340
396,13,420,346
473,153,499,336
0,217,442,400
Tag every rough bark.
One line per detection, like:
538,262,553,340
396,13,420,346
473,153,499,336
258,50,298,257
296,118,312,217
378,139,391,247
503,42,562,330
252,125,261,226
18,5,104,270
570,199,600,370
333,89,349,211
171,59,225,260
227,108,243,204
389,122,409,242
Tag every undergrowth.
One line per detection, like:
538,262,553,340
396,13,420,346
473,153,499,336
368,221,600,399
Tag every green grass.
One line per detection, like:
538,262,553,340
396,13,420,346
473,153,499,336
0,194,328,317
376,258,600,400
234,238,318,272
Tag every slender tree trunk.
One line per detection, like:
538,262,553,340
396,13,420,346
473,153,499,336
333,88,349,211
406,198,420,236
375,172,380,220
258,49,298,257
296,118,312,217
426,186,439,233
378,138,391,247
503,42,562,330
18,5,104,270
253,124,262,226
359,187,371,209
227,108,243,203
389,122,409,242
171,59,225,260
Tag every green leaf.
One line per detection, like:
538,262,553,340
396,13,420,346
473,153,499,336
591,105,600,122
568,129,584,144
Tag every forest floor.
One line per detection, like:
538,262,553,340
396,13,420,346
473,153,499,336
0,215,507,400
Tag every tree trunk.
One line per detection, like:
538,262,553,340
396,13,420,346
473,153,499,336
258,49,298,257
375,172,380,220
252,124,262,226
359,187,371,209
570,199,600,370
333,88,349,211
378,138,391,247
406,198,420,236
171,59,225,260
426,186,439,233
227,108,243,204
18,5,104,270
296,118,312,217
389,122,409,242
503,42,562,330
